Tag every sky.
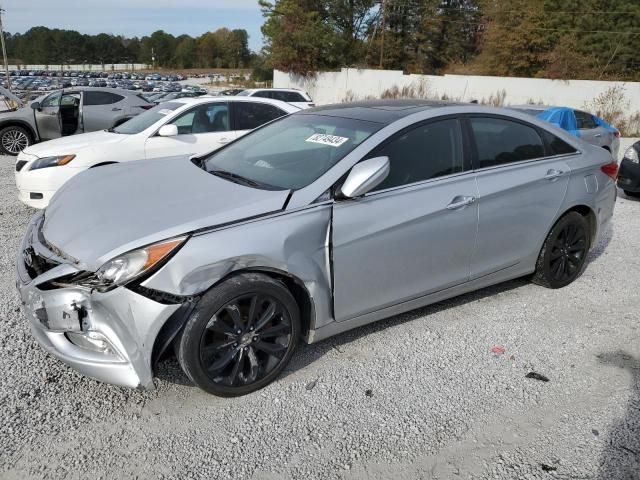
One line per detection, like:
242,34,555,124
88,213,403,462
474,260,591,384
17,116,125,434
3,0,266,51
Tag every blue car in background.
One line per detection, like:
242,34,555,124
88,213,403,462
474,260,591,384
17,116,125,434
509,105,620,159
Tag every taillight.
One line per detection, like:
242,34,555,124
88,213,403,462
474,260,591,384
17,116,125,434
614,130,621,138
601,161,619,180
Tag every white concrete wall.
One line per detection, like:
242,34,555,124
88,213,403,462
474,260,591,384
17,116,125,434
8,64,151,72
274,68,640,111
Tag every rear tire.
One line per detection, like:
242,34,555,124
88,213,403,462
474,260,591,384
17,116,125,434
532,212,590,289
0,125,32,155
176,273,300,397
624,190,640,198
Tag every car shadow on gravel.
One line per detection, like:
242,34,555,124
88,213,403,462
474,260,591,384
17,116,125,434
587,222,614,263
280,276,532,379
596,351,640,480
154,277,532,388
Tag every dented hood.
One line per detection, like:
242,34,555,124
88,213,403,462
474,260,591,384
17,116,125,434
42,157,290,270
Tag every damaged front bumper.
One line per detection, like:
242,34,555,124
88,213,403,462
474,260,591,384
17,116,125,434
16,212,181,389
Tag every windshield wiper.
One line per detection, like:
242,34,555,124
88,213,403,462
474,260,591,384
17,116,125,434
210,169,261,188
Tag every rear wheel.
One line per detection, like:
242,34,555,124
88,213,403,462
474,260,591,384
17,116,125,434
0,125,32,155
177,273,300,397
624,190,640,198
532,212,590,289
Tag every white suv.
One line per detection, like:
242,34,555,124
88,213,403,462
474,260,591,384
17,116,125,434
237,88,314,109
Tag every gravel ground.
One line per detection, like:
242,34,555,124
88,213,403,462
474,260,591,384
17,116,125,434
1,152,639,480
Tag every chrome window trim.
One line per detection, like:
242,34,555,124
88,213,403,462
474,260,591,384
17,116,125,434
472,150,582,173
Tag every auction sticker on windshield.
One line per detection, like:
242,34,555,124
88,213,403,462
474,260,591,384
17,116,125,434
306,133,349,147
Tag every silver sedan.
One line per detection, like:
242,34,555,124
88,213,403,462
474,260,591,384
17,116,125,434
16,100,617,396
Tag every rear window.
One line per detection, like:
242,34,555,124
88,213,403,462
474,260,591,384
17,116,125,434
113,102,182,134
540,129,578,155
83,91,124,105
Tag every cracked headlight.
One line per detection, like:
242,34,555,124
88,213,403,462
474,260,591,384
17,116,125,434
29,155,76,170
80,237,187,289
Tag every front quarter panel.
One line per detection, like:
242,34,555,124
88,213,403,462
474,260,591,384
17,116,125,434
142,204,334,330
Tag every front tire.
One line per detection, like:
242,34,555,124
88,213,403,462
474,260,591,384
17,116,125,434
0,125,32,155
532,212,590,289
177,273,300,397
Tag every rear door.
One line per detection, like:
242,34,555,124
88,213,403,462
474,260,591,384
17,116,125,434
231,101,290,138
332,118,479,321
34,91,62,140
82,90,126,131
466,116,573,278
144,102,236,159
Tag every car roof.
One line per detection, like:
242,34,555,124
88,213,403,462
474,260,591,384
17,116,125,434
243,88,305,93
301,99,465,124
66,87,140,96
508,104,561,111
171,95,300,111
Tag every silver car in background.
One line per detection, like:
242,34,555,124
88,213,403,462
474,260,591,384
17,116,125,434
0,87,152,155
16,101,617,396
508,105,620,159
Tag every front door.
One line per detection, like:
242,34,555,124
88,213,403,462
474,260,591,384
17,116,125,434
465,116,572,278
144,102,236,159
34,91,62,140
331,118,479,322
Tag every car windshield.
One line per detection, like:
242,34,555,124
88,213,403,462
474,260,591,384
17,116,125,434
113,102,183,134
203,114,383,190
235,90,251,96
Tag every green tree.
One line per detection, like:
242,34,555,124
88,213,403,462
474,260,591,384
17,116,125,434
260,0,343,75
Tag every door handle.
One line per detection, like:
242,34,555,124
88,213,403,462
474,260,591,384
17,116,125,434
218,137,231,144
111,107,122,111
446,195,476,210
544,169,564,180
594,133,602,138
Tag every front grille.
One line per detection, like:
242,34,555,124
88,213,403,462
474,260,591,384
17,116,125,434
15,160,27,171
23,246,59,279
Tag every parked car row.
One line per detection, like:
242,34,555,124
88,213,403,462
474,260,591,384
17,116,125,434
15,99,618,398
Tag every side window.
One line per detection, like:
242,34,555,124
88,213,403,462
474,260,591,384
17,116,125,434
253,91,273,99
170,103,229,134
234,102,287,130
540,129,578,155
40,91,61,108
60,94,80,106
470,117,545,168
575,111,597,129
367,118,464,192
283,92,306,102
84,91,125,105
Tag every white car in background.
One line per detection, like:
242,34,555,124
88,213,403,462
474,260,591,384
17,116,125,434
237,88,315,109
15,97,300,208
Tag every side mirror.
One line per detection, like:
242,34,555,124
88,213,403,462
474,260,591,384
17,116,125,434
30,101,41,110
339,156,390,199
158,124,178,137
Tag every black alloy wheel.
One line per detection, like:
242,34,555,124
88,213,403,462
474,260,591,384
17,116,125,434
533,211,590,289
177,273,300,396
